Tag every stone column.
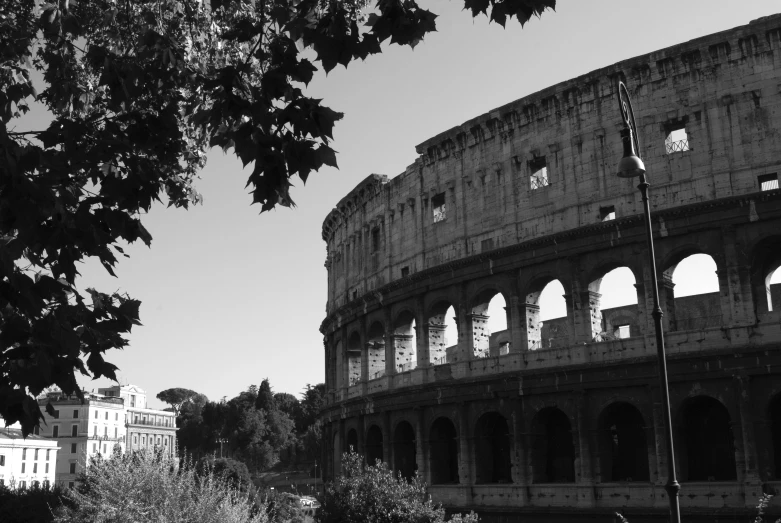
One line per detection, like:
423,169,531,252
658,275,677,332
522,302,541,350
719,226,756,325
457,403,472,487
415,409,428,482
384,309,396,379
468,313,490,359
415,297,430,368
734,373,761,485
455,304,472,363
633,281,649,336
426,322,448,364
507,295,524,353
574,392,595,506
572,289,602,343
650,387,669,484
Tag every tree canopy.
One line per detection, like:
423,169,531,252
0,0,555,434
156,387,200,416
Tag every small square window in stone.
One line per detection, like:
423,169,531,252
529,156,548,190
759,173,779,191
401,266,409,278
481,238,494,252
665,125,689,154
614,325,631,339
432,192,446,223
600,205,616,221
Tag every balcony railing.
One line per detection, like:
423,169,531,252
665,138,689,154
129,419,175,428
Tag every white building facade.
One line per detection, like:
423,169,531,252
0,427,59,488
36,384,176,487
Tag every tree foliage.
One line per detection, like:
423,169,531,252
157,387,200,416
0,0,555,434
317,451,478,523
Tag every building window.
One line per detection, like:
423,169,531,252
600,205,616,221
33,463,37,474
46,449,50,461
52,426,59,438
115,413,118,421
22,448,26,460
371,227,380,253
45,463,49,474
615,325,631,339
71,425,78,437
432,192,446,223
529,156,549,189
20,481,26,489
103,444,107,454
0,455,5,466
130,395,136,407
665,124,689,154
114,427,118,438
68,482,74,489
93,443,97,453
104,426,108,437
34,449,38,460
21,463,25,473
69,463,76,474
93,426,98,437
73,409,78,419
94,410,98,419
53,410,59,419
759,173,779,191
71,443,77,454
133,435,138,445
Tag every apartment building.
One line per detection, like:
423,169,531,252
0,426,59,488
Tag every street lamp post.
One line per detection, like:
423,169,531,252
615,81,681,523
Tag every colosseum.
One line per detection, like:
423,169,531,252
319,14,781,522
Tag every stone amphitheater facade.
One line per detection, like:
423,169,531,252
319,15,781,522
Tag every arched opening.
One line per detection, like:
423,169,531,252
430,417,459,484
527,280,568,350
590,267,639,341
598,402,649,482
346,332,362,386
394,311,417,373
345,428,358,454
751,236,781,314
471,290,510,358
474,412,512,484
769,393,781,479
428,302,458,365
664,253,721,332
367,321,386,379
531,407,575,483
393,421,417,481
677,396,736,481
365,425,383,465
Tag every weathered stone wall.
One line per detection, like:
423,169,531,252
322,15,781,316
319,14,781,523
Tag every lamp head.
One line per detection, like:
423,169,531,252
616,126,646,178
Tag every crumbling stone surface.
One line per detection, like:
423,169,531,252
319,15,781,522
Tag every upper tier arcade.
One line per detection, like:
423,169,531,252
321,14,781,317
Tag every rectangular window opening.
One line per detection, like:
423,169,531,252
759,173,779,191
52,426,59,438
401,266,409,278
69,463,76,474
71,443,77,454
615,325,631,339
432,192,446,223
481,238,495,252
529,156,549,190
600,205,616,221
371,227,380,253
665,125,689,154
73,410,78,419
71,425,77,437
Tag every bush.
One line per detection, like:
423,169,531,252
317,451,478,523
0,482,68,523
54,449,270,523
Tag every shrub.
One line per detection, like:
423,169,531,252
54,449,269,523
0,482,68,523
317,451,478,523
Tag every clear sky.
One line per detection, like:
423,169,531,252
16,1,781,408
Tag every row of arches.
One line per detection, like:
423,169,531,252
333,248,781,388
334,393,781,485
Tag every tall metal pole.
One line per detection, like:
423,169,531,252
616,82,681,523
